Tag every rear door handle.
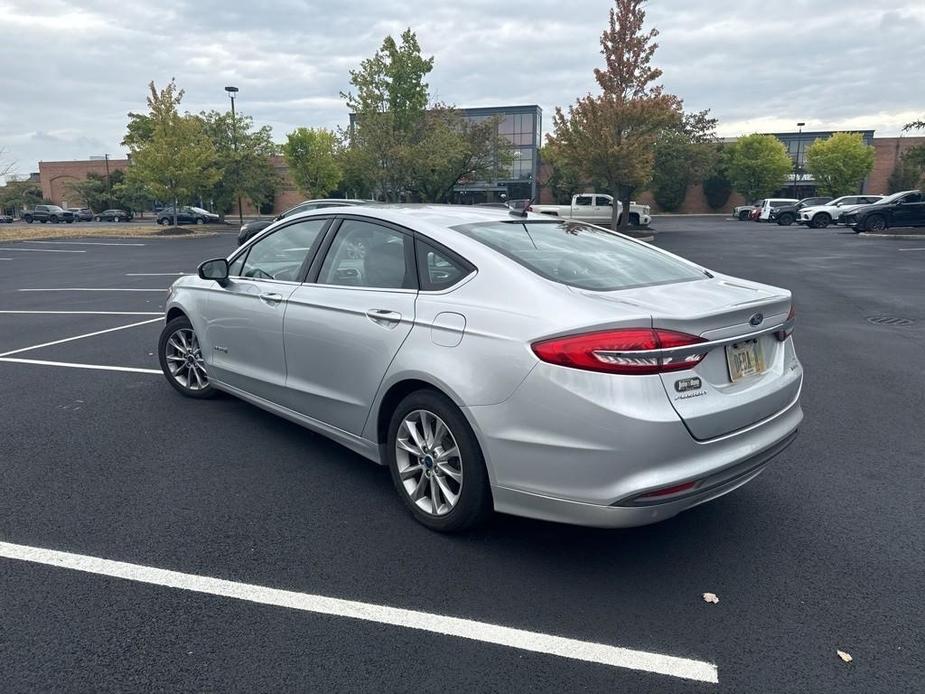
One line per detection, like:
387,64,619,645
366,309,402,327
259,292,284,305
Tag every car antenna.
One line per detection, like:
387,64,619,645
507,198,534,218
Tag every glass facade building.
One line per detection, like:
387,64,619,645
454,105,543,203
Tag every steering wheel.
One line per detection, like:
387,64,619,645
248,267,274,280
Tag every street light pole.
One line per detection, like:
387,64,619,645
795,122,805,197
225,86,243,227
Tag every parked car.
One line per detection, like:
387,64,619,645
768,197,832,226
0,213,13,223
756,198,799,222
733,203,757,221
95,209,133,222
530,193,652,227
22,205,75,224
237,199,371,245
159,204,802,531
842,190,925,233
797,195,883,228
158,206,221,226
67,207,94,222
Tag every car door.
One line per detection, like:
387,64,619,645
282,217,417,433
593,195,614,223
892,192,925,227
204,217,330,402
573,195,595,223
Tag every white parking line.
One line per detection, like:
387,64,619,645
0,317,162,357
19,288,165,292
897,248,925,252
125,273,187,276
0,539,717,684
0,248,86,253
0,358,161,374
26,241,146,246
0,258,10,260
0,310,163,315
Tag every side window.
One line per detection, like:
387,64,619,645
228,253,246,277
575,196,593,207
240,218,327,282
595,196,613,207
317,219,413,289
416,240,472,291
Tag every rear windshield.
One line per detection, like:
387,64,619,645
451,220,704,291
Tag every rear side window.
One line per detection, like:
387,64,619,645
416,240,473,291
452,220,704,291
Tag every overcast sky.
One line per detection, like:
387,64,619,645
1,0,923,180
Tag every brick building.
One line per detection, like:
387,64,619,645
39,158,130,208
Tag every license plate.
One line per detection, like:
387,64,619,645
726,340,765,382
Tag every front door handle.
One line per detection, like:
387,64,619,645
259,292,284,305
366,309,402,327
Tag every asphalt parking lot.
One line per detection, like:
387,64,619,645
1,218,922,692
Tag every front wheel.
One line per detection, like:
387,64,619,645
865,215,887,232
812,213,831,229
195,218,204,225
738,210,750,221
24,216,33,223
387,390,492,532
95,216,102,221
114,217,121,222
158,316,217,399
50,216,59,223
777,213,795,226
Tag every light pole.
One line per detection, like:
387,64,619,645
225,86,243,226
794,122,805,197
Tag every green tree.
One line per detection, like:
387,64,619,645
125,80,218,226
891,117,925,190
804,132,875,197
407,107,512,202
725,133,793,202
342,29,435,201
64,173,108,210
112,175,154,217
702,146,733,210
199,110,279,216
538,144,588,203
0,178,43,215
282,127,343,199
547,0,684,230
650,110,718,211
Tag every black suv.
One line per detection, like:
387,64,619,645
22,205,75,224
157,206,221,226
769,197,832,226
95,209,133,222
842,190,925,233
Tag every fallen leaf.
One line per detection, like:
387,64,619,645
837,650,852,663
703,592,719,604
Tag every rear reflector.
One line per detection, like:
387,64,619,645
532,328,707,375
635,480,698,500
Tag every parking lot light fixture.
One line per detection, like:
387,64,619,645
225,86,243,227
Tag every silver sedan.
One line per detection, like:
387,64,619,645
159,205,803,531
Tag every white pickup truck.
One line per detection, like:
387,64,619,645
530,194,651,227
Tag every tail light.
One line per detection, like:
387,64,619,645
532,328,707,375
775,305,796,341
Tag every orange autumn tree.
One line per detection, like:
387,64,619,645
547,0,682,231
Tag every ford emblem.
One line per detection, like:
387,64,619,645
749,312,764,326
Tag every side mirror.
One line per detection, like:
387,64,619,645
198,258,229,284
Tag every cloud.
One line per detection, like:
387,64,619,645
0,0,922,175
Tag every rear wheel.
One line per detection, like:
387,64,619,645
865,214,887,232
50,215,59,223
777,213,795,226
24,215,33,224
158,316,217,399
196,218,204,225
387,390,492,532
812,213,831,229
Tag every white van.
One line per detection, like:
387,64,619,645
758,198,799,222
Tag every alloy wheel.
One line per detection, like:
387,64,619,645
163,328,208,391
395,409,463,516
867,216,886,231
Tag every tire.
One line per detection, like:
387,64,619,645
630,213,640,226
812,213,831,229
387,389,492,532
158,316,217,399
50,216,59,223
777,213,795,226
114,217,121,223
196,218,204,225
159,217,169,226
24,215,33,224
738,210,749,221
95,216,102,221
865,215,887,232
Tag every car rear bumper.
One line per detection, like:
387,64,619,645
467,361,803,528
